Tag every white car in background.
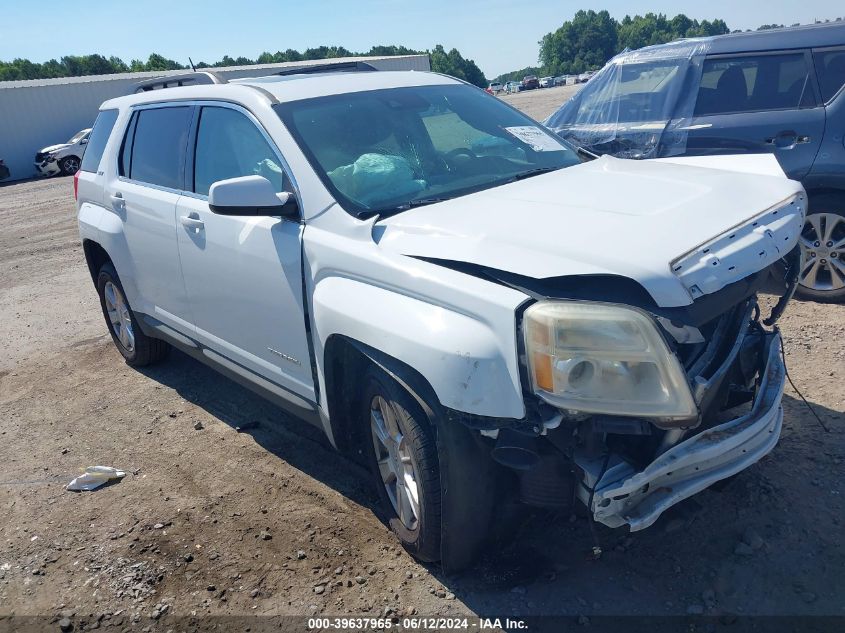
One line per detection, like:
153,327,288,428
76,66,804,570
34,128,91,176
539,76,554,88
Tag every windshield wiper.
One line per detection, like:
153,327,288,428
511,166,562,181
367,197,453,220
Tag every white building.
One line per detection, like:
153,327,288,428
0,55,430,181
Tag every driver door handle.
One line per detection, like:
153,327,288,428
180,213,204,232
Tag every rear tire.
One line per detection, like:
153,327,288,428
362,367,441,562
795,195,845,303
96,262,170,367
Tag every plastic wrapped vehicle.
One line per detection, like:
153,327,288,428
546,23,845,301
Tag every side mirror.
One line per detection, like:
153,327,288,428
208,175,299,220
80,138,88,145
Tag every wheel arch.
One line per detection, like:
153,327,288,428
323,334,442,460
82,238,112,284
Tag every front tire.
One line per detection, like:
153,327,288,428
96,262,170,367
795,194,845,303
362,367,441,562
59,155,80,176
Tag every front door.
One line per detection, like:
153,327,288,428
175,104,315,402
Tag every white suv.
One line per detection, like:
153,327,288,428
76,66,805,570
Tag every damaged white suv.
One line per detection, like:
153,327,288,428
76,66,805,570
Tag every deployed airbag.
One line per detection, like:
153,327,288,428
328,153,426,207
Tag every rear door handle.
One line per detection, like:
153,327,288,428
180,214,204,232
109,192,125,211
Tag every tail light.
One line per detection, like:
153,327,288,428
73,170,80,200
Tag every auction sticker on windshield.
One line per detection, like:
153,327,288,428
504,126,566,152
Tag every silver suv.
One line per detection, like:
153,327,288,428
76,65,804,569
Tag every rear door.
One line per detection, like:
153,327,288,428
685,50,825,180
175,103,315,402
103,104,194,331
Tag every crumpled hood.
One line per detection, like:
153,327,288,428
39,143,70,155
376,155,804,307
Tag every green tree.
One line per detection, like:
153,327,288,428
539,9,618,75
428,44,486,87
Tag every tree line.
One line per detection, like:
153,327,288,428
0,44,486,87
499,11,843,81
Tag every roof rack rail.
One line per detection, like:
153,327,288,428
275,61,378,76
134,71,227,93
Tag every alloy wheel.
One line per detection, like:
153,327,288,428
370,395,420,530
63,157,80,174
103,281,135,352
798,212,845,292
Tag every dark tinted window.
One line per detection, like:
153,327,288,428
193,107,285,196
126,106,191,189
814,49,845,102
118,112,137,177
80,109,118,173
695,53,815,116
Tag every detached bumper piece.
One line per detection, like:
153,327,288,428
581,331,784,531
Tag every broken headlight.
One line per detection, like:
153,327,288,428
523,301,696,421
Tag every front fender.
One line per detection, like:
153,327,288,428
312,276,526,420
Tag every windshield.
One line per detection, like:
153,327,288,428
275,84,581,217
68,129,89,144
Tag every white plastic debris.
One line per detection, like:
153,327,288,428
66,466,127,492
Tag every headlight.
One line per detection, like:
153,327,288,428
523,301,696,421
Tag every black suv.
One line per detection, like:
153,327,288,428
547,22,845,302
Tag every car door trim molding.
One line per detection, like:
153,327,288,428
138,313,322,426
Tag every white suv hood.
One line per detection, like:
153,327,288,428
376,155,805,307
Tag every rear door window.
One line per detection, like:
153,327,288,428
813,48,845,102
80,109,118,173
123,106,192,190
695,53,816,116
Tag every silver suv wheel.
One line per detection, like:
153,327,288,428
799,212,845,293
103,280,135,353
370,395,420,530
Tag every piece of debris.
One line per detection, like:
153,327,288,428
193,421,204,430
153,523,164,530
235,420,260,433
66,466,126,492
58,617,72,632
734,542,754,557
296,550,306,560
259,530,272,541
742,527,765,550
314,585,325,594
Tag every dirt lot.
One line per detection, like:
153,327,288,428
1,87,843,630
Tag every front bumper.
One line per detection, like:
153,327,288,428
34,157,60,176
585,331,784,531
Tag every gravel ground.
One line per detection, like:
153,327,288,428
0,87,843,629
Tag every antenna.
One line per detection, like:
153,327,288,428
189,57,197,72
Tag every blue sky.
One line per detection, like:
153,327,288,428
0,0,841,77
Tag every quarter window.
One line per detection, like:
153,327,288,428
79,109,118,173
121,106,191,190
695,53,815,116
813,49,845,102
193,106,286,196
